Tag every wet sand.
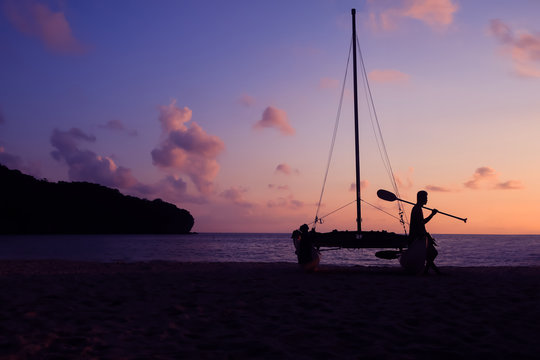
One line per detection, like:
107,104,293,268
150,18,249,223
1,260,539,359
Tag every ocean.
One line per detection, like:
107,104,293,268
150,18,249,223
0,233,539,267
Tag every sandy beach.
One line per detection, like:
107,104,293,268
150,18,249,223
1,261,538,359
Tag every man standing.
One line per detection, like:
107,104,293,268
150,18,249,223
409,190,441,275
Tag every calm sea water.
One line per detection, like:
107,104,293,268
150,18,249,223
0,233,539,267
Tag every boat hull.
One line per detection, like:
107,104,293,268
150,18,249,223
312,230,408,249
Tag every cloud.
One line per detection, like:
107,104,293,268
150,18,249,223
319,77,339,89
489,19,540,78
99,120,138,136
275,163,299,176
349,180,369,192
3,0,89,54
425,185,452,192
238,94,256,107
220,186,253,207
268,184,289,191
368,0,458,31
368,69,410,84
464,166,523,190
495,180,524,190
463,166,497,189
151,100,225,195
50,128,137,188
253,106,295,136
146,175,207,204
267,195,304,209
394,167,415,190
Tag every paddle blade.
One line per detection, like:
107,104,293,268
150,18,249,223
377,189,397,202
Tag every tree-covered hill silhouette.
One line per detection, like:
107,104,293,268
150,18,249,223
0,164,194,234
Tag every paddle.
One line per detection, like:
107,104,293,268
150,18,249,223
377,189,467,223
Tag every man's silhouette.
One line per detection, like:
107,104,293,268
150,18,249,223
409,190,441,275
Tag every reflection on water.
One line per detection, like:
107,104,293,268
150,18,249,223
0,233,539,267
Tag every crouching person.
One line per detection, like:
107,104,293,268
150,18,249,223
291,224,320,272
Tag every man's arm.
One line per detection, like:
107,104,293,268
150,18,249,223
424,209,438,224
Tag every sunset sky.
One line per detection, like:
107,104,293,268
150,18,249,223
1,0,539,234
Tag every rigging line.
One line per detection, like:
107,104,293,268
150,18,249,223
309,197,408,226
313,37,353,229
357,37,394,184
356,37,409,231
361,198,408,224
311,199,356,226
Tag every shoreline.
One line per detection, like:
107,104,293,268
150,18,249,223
2,260,539,358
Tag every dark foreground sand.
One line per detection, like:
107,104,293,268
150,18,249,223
1,261,539,359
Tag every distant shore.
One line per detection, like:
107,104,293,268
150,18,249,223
1,260,539,359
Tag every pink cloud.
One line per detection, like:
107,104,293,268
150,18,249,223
349,180,369,192
368,69,410,84
464,166,497,189
495,180,524,190
3,0,89,54
254,106,295,136
99,120,138,136
151,100,225,195
238,94,256,107
368,0,458,31
268,184,289,191
425,185,452,192
464,166,523,190
220,186,253,207
489,19,540,78
319,77,339,89
394,168,414,190
275,163,299,176
50,128,137,188
267,195,304,209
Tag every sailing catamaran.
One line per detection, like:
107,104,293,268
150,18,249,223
304,9,466,264
308,9,409,252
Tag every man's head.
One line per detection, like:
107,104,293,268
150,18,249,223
417,190,428,205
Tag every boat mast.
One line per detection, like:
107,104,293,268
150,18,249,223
352,8,361,233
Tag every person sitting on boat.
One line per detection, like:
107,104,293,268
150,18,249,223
409,190,440,275
291,224,320,272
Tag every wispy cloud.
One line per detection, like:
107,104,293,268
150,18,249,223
368,69,410,84
3,0,89,54
489,19,540,78
220,186,254,207
253,106,295,136
268,184,289,191
464,166,523,190
99,120,138,136
151,100,225,195
495,180,524,190
394,168,415,190
238,94,256,107
368,0,458,31
463,166,497,189
425,185,452,192
267,195,304,209
275,163,299,176
349,180,369,192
